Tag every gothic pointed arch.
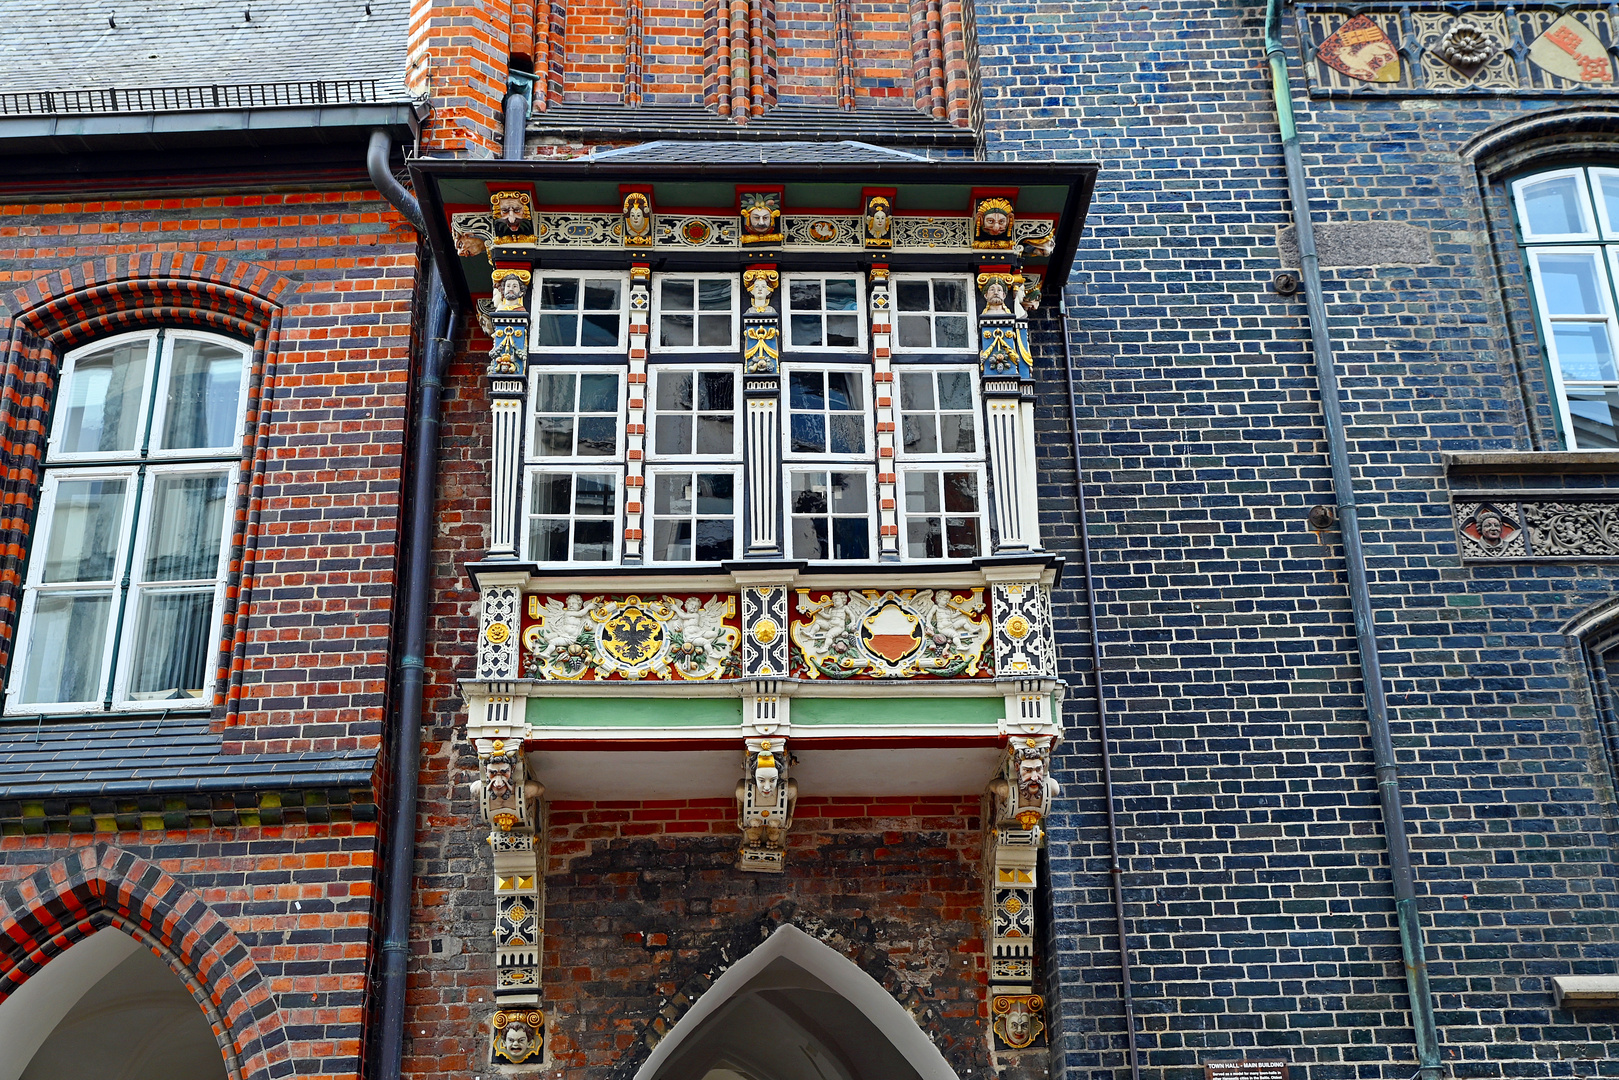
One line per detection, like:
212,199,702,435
633,923,960,1080
0,845,288,1080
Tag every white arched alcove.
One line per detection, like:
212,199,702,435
0,927,230,1080
634,923,960,1080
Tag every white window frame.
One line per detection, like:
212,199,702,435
1514,165,1619,450
526,367,627,461
522,465,624,565
529,272,630,353
651,274,741,353
1515,167,1600,243
782,363,876,460
643,465,744,564
9,328,251,714
893,365,982,461
109,461,237,706
896,464,989,562
784,465,878,563
783,272,868,353
646,365,744,462
889,274,977,354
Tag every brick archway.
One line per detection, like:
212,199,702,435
0,252,294,705
8,251,293,345
0,844,289,1080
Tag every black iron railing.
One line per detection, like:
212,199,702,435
0,79,385,116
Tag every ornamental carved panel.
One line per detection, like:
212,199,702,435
520,594,742,680
1453,498,1619,559
790,588,993,679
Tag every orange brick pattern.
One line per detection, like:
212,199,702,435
0,835,379,1080
852,0,916,102
542,0,972,120
776,0,839,103
0,191,417,746
564,0,628,103
643,0,707,106
409,1,512,155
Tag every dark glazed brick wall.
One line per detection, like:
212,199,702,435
972,2,1619,1079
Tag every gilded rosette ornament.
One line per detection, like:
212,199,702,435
522,594,741,680
790,589,991,679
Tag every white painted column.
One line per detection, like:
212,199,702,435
870,266,900,559
624,265,651,562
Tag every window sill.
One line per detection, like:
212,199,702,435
1444,450,1619,476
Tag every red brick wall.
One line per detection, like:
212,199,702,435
775,0,840,104
851,0,912,101
0,183,418,1080
0,189,418,751
0,829,379,1080
410,0,513,154
564,0,629,103
644,0,709,104
408,784,994,1079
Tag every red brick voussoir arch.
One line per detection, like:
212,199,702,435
9,251,293,345
0,845,291,1080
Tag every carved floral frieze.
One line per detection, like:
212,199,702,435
1454,498,1619,559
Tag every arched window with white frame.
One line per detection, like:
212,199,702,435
6,328,250,712
1513,166,1619,448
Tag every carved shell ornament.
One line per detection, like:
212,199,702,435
1437,20,1501,69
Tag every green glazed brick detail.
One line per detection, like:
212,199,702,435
789,696,1002,726
527,696,746,728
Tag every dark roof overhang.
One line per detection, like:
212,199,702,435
409,155,1100,309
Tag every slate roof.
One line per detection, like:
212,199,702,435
0,714,376,797
587,140,935,164
0,0,410,109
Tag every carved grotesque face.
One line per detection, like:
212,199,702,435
1005,1002,1031,1042
1478,510,1503,543
455,231,486,257
1017,757,1045,804
502,1023,532,1057
747,203,775,234
496,196,529,233
981,209,1010,237
486,760,514,800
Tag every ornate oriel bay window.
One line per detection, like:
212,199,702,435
413,152,1096,1067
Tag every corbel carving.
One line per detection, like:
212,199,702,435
472,737,543,831
983,736,1059,1058
488,268,531,377
978,271,1033,381
490,190,537,246
736,737,796,872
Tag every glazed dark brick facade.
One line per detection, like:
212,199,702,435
970,3,1619,1079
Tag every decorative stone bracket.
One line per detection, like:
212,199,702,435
983,735,1059,1059
736,736,797,872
